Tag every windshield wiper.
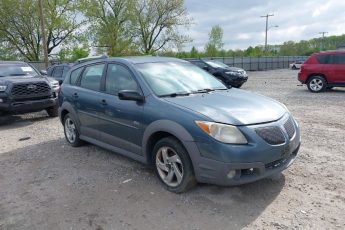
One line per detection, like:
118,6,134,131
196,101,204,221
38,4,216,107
191,88,215,94
160,92,191,97
9,73,27,76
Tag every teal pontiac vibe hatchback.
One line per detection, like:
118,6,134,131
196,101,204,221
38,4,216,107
58,56,300,193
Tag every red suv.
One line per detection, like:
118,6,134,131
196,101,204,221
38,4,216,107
298,50,345,92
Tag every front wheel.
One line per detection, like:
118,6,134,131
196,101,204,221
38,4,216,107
152,137,196,193
46,105,58,117
307,76,326,93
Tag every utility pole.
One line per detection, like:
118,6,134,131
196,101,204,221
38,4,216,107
319,32,328,51
38,0,49,69
261,14,274,52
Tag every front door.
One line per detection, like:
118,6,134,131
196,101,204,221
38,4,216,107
98,63,144,155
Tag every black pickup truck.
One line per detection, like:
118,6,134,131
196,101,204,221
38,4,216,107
0,61,60,117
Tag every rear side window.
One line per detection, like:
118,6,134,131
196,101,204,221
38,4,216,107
80,64,105,91
105,64,138,95
70,67,83,85
332,54,345,64
52,66,63,78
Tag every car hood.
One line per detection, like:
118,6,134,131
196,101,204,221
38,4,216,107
0,75,49,85
164,89,287,125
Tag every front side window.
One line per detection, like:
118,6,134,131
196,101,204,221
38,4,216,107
79,64,105,91
136,62,226,96
105,64,138,95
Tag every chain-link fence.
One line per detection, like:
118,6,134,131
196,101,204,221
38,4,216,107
185,56,308,71
29,56,308,71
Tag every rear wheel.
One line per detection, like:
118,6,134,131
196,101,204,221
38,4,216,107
307,76,326,93
63,114,84,147
152,137,196,193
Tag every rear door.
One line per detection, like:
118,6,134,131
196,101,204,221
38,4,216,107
75,63,106,139
330,54,345,83
97,62,144,155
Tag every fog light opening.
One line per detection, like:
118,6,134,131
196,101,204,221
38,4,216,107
227,170,236,179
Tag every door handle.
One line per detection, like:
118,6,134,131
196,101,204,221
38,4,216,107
73,93,78,99
100,99,107,105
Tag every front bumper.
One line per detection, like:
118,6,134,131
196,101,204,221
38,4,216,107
0,97,57,114
186,114,301,186
226,75,248,86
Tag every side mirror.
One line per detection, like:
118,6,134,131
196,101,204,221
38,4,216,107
202,66,209,71
40,70,47,75
118,90,144,102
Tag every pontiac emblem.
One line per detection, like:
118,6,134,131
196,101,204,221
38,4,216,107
27,84,37,90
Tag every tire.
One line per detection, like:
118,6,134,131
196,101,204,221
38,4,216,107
307,76,326,93
63,114,84,147
233,83,243,88
46,105,59,117
152,137,196,193
292,65,297,70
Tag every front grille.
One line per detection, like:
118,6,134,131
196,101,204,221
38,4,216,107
255,126,285,145
284,117,295,139
11,82,51,98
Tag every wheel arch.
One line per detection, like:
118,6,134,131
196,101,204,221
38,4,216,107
307,73,328,83
142,120,196,166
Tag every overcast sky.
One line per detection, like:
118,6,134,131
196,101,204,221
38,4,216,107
183,0,345,51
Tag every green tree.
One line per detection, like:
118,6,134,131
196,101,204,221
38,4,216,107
57,44,90,62
132,0,192,54
81,0,134,56
0,0,85,61
190,46,199,58
205,25,224,57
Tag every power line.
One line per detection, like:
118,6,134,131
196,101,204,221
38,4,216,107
261,14,274,52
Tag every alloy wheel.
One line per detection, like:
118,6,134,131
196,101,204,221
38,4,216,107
65,117,76,143
309,78,323,91
155,146,184,187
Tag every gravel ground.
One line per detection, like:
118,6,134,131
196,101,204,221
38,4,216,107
0,69,344,230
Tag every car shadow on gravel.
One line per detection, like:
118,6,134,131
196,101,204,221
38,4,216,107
0,112,52,129
0,138,286,229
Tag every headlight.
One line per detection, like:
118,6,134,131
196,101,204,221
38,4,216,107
195,121,247,144
225,71,237,75
0,85,7,91
49,80,59,88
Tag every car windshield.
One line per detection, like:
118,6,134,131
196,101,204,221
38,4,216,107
204,60,229,68
136,62,227,96
0,64,39,77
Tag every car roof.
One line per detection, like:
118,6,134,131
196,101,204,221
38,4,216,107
315,50,345,55
73,56,188,67
111,56,188,64
0,61,27,65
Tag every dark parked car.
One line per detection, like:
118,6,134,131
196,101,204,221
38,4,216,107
58,57,300,193
298,50,345,92
188,59,248,88
47,63,73,84
0,61,60,117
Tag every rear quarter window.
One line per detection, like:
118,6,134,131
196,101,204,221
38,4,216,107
316,54,331,64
